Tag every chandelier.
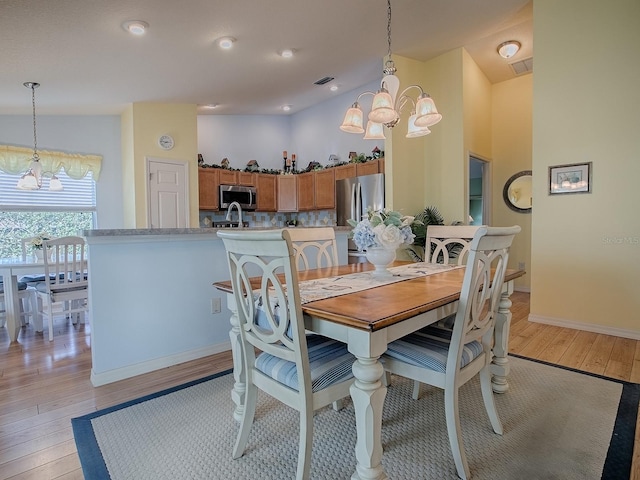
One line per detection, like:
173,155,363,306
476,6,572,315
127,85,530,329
340,0,442,139
16,82,63,191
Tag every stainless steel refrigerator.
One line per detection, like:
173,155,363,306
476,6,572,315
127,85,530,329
336,173,385,256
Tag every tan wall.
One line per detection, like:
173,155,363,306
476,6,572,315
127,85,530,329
492,75,533,291
121,103,199,228
531,0,640,335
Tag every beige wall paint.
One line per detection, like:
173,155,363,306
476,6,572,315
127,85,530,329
492,75,533,291
531,0,640,334
121,103,199,228
120,106,136,228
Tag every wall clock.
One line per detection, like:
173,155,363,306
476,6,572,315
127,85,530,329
158,134,174,150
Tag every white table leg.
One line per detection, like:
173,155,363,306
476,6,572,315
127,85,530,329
3,273,21,343
225,293,246,422
491,281,514,393
350,356,388,480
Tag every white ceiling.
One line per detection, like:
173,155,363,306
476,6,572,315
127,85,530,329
0,0,532,116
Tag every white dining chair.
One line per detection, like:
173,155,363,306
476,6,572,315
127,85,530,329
382,226,520,480
33,236,89,341
287,227,339,270
0,279,37,328
426,225,482,266
218,229,355,480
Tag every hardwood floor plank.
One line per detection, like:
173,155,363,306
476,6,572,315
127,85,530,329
558,330,599,370
604,337,636,381
580,334,616,376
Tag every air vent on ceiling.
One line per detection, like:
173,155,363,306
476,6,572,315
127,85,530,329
509,57,533,76
314,76,334,85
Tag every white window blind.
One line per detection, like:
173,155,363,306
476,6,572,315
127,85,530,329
0,170,96,211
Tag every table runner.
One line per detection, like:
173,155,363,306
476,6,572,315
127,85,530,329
297,262,461,304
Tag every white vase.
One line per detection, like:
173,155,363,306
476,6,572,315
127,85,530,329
33,249,44,261
365,246,396,277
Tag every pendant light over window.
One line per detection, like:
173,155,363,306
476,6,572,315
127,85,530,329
16,82,63,191
340,0,442,139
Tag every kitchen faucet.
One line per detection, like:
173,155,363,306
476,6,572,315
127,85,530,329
226,201,244,228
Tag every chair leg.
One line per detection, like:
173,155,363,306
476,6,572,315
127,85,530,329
296,405,314,480
412,380,421,400
232,383,258,460
47,297,54,342
332,399,343,411
479,366,503,435
444,386,470,480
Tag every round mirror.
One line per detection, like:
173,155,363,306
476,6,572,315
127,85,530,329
503,170,532,213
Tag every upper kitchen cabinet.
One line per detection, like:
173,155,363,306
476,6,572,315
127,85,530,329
218,170,237,185
198,168,219,211
237,172,255,186
296,172,315,211
277,175,297,212
356,160,382,176
255,173,277,212
314,168,335,210
334,163,357,180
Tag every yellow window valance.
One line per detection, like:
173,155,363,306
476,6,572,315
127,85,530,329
0,144,103,181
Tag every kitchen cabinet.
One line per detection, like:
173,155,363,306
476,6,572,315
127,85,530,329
198,168,219,210
255,173,277,211
237,172,255,186
314,168,335,209
334,163,357,180
277,175,297,212
356,160,380,177
218,170,237,185
296,172,315,211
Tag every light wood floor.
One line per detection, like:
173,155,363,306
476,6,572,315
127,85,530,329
1,292,638,479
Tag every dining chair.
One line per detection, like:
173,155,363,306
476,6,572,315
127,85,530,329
381,225,520,480
287,227,339,270
218,229,355,480
426,225,482,265
0,279,37,328
286,227,344,410
33,236,89,341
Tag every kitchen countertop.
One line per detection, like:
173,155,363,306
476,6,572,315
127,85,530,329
83,226,352,237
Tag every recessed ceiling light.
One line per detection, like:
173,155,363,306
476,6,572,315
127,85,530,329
201,104,219,110
329,85,339,92
122,20,149,36
217,36,236,49
497,40,521,59
279,49,295,58
282,105,292,112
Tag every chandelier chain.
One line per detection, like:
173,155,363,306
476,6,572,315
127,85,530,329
386,0,392,61
30,84,39,160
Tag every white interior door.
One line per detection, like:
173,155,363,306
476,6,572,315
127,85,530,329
147,157,189,228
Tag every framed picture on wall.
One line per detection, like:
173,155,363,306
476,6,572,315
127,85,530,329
549,162,592,195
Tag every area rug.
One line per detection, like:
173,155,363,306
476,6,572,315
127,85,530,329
72,356,639,479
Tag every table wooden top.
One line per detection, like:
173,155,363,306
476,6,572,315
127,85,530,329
213,261,525,333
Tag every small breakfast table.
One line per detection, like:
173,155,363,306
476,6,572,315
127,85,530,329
214,261,524,480
1,257,45,342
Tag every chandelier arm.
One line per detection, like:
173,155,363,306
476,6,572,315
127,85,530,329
393,85,426,109
356,91,376,103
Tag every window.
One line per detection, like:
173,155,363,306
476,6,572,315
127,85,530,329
0,170,96,258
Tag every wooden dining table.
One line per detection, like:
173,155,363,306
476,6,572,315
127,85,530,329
214,261,525,480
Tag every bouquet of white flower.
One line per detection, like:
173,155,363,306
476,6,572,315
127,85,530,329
29,232,52,250
348,208,420,251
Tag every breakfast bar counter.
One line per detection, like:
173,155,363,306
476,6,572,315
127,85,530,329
83,227,349,386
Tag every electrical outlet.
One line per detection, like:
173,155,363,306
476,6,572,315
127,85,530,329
211,298,222,314
518,262,525,271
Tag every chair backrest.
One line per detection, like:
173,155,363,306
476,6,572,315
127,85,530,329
287,227,339,271
426,225,482,265
218,229,313,396
21,236,39,261
41,236,88,294
447,226,520,371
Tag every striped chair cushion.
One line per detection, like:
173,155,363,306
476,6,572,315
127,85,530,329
0,280,28,293
255,334,355,392
384,329,483,373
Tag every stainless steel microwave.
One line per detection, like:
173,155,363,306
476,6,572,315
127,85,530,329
219,184,257,211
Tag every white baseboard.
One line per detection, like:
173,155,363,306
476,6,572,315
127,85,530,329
514,286,530,293
90,341,232,387
528,314,640,340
